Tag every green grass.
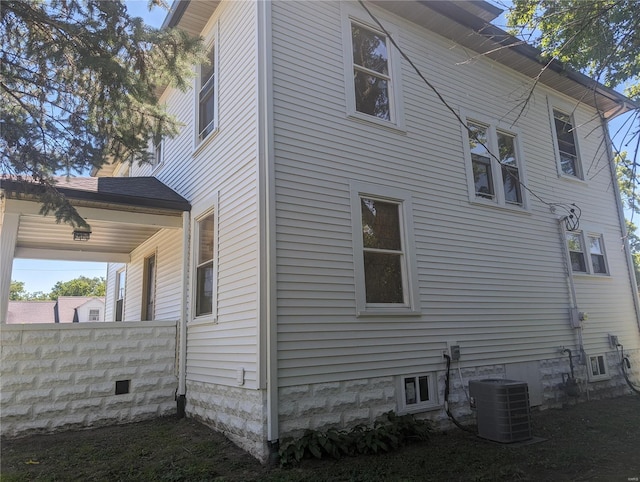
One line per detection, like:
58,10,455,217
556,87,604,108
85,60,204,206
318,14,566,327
2,395,638,481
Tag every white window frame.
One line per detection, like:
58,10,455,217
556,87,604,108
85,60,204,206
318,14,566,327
341,2,405,130
190,195,219,324
350,181,420,317
460,110,529,210
548,100,584,181
152,137,164,169
397,373,439,413
194,22,219,149
88,309,100,321
587,354,610,382
114,267,126,322
566,230,610,276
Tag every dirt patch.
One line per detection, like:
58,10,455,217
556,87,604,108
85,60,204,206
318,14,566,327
2,395,639,481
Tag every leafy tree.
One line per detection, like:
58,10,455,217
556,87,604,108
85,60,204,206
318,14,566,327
10,280,27,300
508,1,640,283
49,276,106,300
507,0,639,102
1,0,204,228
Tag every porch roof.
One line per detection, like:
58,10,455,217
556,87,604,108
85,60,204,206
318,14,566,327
0,176,190,264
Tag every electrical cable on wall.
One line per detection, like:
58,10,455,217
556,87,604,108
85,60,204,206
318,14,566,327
615,344,640,395
356,0,582,230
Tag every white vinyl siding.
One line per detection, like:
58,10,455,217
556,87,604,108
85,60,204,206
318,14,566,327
125,1,261,388
270,1,638,388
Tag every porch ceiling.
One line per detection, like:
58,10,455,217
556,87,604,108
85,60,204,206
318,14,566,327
1,177,190,263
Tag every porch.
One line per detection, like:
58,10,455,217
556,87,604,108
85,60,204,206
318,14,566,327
0,176,190,436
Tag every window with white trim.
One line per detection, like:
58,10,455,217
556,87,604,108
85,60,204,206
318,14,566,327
398,374,438,413
115,268,125,322
89,309,100,321
587,354,609,381
195,212,215,317
566,231,609,275
342,4,404,128
152,138,163,168
551,108,582,179
350,182,420,316
462,115,526,208
197,39,217,143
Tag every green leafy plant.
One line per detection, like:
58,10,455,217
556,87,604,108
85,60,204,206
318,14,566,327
278,411,432,466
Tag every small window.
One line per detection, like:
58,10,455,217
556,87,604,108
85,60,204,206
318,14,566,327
197,41,217,143
398,374,437,413
566,232,587,272
552,109,582,179
115,269,126,322
342,4,404,129
589,235,608,274
195,213,215,317
462,114,526,209
153,138,163,167
566,231,608,275
351,22,391,121
89,309,100,321
350,182,420,316
587,354,609,381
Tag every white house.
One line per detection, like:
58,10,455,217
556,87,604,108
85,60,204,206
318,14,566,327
2,0,639,462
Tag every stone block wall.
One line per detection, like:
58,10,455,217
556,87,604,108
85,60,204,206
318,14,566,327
186,380,268,461
278,351,640,440
1,321,177,437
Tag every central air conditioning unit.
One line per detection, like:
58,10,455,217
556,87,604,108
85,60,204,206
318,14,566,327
468,379,532,443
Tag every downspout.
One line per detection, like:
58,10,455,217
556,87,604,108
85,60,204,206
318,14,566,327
177,210,190,417
257,0,279,454
600,114,640,332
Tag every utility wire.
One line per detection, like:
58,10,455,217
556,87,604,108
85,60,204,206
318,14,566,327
356,0,582,230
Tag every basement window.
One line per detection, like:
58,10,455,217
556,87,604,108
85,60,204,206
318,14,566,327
398,373,438,413
587,354,610,382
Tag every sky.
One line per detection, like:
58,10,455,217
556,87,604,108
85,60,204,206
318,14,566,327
11,0,637,294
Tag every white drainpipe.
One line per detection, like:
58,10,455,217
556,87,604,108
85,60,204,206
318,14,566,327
177,211,190,414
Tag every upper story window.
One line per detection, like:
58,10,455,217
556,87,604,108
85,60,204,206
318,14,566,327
352,22,391,121
350,182,420,316
551,108,582,179
195,212,215,317
342,4,404,129
566,231,609,275
197,37,218,144
462,113,527,209
153,138,163,168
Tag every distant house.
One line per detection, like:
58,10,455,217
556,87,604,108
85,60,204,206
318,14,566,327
6,301,56,324
7,297,105,323
2,0,639,463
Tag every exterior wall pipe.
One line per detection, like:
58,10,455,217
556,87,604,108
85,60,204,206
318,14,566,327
177,211,190,411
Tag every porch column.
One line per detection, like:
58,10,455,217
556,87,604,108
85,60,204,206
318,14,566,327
0,213,20,323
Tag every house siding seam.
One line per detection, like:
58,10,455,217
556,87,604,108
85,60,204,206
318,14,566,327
0,322,177,437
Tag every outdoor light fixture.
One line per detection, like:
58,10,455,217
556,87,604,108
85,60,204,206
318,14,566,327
72,229,91,241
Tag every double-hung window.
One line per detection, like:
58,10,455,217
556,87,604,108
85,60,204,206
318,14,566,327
197,37,218,143
350,182,420,316
195,212,215,317
89,309,100,321
153,138,163,168
566,231,609,275
462,114,526,208
342,4,404,129
552,109,581,178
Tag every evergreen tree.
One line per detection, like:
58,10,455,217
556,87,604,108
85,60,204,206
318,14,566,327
1,0,203,227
